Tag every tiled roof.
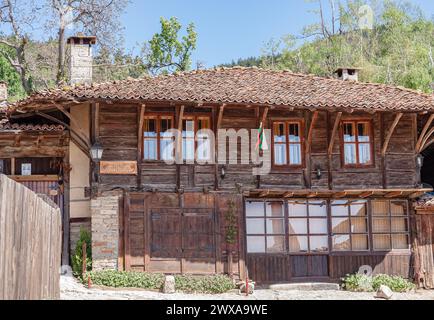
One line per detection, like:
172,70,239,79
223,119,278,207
0,123,65,132
11,67,434,112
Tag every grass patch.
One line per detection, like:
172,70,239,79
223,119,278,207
342,273,416,293
81,270,236,293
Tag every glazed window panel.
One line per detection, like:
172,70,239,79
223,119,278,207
342,121,373,166
371,200,409,251
143,116,175,161
272,121,302,166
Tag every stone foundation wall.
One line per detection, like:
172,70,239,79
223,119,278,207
91,191,121,270
70,219,91,255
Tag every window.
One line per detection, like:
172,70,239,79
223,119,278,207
342,121,373,166
182,116,211,162
246,202,285,253
371,200,409,250
331,200,369,251
288,200,328,253
143,115,174,161
272,121,303,166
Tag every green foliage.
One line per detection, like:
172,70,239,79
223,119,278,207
81,271,235,293
0,46,26,101
144,17,197,74
84,270,165,289
342,273,416,292
71,228,92,278
222,1,434,93
175,275,235,294
225,199,238,244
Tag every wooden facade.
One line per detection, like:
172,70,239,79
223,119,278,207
1,68,434,284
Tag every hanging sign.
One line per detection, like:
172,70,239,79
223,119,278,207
99,161,138,175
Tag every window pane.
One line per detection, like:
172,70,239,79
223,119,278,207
358,143,371,164
182,139,195,161
197,136,211,161
247,236,265,253
160,117,172,132
351,217,368,233
266,219,285,234
289,144,302,165
391,218,408,232
391,201,407,216
332,217,350,234
246,219,264,234
309,200,327,217
182,119,195,137
350,201,367,216
343,123,355,142
392,234,409,249
143,118,157,137
373,234,391,250
372,200,388,216
273,123,286,143
289,236,308,253
197,118,210,130
144,139,157,160
288,218,308,234
372,218,390,232
288,123,300,142
160,138,174,161
267,236,285,253
310,218,328,234
352,235,369,251
332,234,350,251
357,123,370,142
310,236,328,252
331,200,349,216
288,200,307,217
274,144,287,165
344,143,357,164
266,202,284,217
246,202,264,217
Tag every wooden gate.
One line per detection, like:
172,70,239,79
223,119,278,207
124,193,216,274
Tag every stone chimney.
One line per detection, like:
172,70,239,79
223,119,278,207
0,81,8,101
335,67,361,81
67,33,97,85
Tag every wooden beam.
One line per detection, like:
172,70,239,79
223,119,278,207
259,190,270,198
176,105,185,164
177,105,185,131
382,113,403,156
419,127,434,153
35,135,44,147
306,111,319,152
13,135,21,147
307,192,318,198
216,104,226,129
137,104,146,160
261,107,269,126
11,158,15,175
334,191,348,198
385,191,404,198
283,192,294,198
360,191,374,199
55,105,90,147
416,114,434,152
421,137,434,153
328,112,343,155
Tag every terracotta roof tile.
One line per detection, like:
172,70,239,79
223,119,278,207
11,67,434,112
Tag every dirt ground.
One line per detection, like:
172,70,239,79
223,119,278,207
60,275,434,300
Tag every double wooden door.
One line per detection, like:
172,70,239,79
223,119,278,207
124,193,216,274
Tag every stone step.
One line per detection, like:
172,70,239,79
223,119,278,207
266,282,340,291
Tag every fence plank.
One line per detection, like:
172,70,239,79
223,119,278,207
0,174,61,300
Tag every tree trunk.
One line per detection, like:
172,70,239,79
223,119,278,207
57,25,66,84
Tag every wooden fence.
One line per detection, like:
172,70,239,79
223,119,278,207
0,174,62,300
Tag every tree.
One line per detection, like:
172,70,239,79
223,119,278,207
144,17,197,75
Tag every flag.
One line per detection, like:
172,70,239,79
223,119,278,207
256,122,269,151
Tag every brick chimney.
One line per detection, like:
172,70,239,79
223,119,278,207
67,33,97,85
335,67,361,81
0,81,7,101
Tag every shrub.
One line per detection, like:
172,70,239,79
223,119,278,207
81,271,235,293
71,228,92,277
84,270,165,290
174,275,235,294
342,273,415,293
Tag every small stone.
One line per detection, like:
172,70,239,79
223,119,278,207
376,285,393,300
163,275,176,294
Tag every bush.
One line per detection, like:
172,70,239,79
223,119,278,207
71,228,92,277
342,273,415,293
81,271,235,293
84,270,165,290
175,275,235,294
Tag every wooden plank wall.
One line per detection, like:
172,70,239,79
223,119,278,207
97,104,418,192
413,212,434,289
0,174,62,300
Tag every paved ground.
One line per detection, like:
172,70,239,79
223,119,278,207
60,275,434,300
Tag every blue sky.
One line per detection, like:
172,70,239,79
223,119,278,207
121,0,434,67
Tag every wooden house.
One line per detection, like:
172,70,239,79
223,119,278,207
1,36,434,285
